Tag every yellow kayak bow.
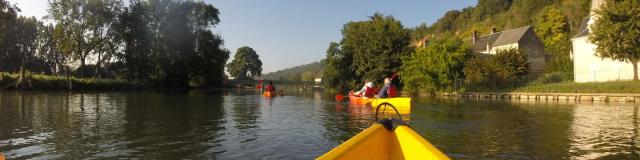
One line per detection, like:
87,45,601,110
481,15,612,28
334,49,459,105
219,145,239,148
318,103,449,160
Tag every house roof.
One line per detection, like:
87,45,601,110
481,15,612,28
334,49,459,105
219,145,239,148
573,17,590,38
470,26,532,52
471,33,501,52
493,26,530,46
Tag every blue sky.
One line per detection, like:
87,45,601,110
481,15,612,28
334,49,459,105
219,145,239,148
8,0,477,73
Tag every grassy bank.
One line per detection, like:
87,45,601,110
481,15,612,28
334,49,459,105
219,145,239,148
511,81,640,93
0,72,142,90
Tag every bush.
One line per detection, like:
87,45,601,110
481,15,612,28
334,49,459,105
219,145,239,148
463,48,530,91
531,72,573,84
400,36,469,92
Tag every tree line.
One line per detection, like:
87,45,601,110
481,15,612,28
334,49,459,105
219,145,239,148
0,0,239,88
322,0,640,93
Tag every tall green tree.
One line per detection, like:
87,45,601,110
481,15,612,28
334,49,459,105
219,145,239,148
534,6,572,73
227,46,262,80
47,0,122,78
400,36,469,92
322,42,354,91
340,13,412,81
115,0,153,81
590,0,640,81
0,0,17,43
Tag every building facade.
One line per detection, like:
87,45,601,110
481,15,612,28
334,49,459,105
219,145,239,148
571,0,635,82
470,26,547,74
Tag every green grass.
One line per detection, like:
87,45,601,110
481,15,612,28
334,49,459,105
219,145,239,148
0,72,142,90
512,81,640,93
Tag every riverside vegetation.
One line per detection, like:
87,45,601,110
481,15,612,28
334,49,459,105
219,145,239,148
321,0,640,94
0,0,262,90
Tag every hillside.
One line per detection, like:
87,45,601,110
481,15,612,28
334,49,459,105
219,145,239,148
262,60,324,81
411,0,590,40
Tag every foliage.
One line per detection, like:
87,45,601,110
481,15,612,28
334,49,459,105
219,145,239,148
47,0,122,78
534,6,573,73
340,13,412,81
411,0,590,44
590,0,640,81
464,48,529,90
263,61,324,81
227,46,262,80
513,80,640,93
323,42,354,92
529,72,573,84
0,72,141,90
399,36,470,92
0,0,230,89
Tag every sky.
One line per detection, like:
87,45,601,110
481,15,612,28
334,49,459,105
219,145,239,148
7,0,477,73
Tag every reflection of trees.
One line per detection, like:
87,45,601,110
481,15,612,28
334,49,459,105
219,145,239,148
319,102,373,148
123,90,226,159
229,94,261,138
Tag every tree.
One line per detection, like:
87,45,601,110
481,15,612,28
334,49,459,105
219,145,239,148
534,6,572,73
493,48,529,83
227,46,262,80
0,0,18,43
322,42,354,91
115,0,153,81
400,36,469,92
590,0,640,81
47,0,122,78
340,13,411,81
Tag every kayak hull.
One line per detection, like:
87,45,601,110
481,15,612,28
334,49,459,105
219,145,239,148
371,97,411,113
263,91,273,97
348,95,373,105
317,121,450,160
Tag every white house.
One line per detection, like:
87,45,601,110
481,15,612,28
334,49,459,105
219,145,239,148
572,0,636,82
470,26,547,74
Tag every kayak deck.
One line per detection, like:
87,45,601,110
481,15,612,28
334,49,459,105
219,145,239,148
317,119,450,160
371,97,411,114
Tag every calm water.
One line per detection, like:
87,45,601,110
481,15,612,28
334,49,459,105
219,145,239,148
1,90,639,159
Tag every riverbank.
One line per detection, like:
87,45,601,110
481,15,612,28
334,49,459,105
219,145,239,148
511,81,640,93
0,72,142,90
443,81,640,103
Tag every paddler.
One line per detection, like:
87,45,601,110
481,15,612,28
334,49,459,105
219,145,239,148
265,81,276,92
376,78,397,98
351,80,375,98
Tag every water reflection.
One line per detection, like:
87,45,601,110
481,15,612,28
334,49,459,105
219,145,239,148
2,90,640,159
569,102,640,159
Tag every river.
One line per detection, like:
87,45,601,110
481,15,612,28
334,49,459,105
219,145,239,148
0,89,639,159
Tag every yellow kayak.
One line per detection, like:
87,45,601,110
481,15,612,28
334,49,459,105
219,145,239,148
317,118,450,160
371,97,411,113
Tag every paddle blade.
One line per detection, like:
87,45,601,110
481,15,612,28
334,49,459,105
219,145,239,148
335,95,345,101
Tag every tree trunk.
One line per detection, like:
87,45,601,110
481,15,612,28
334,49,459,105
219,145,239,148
96,52,101,79
634,60,639,81
64,66,72,90
80,59,86,78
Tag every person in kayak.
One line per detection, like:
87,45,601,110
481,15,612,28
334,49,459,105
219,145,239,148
376,78,397,98
265,81,276,92
352,80,375,98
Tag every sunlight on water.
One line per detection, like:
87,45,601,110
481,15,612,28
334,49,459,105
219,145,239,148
0,90,639,159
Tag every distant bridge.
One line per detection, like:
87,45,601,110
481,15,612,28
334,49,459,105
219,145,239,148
226,80,316,88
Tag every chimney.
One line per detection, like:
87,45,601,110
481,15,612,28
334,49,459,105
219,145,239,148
472,30,478,44
491,27,497,34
